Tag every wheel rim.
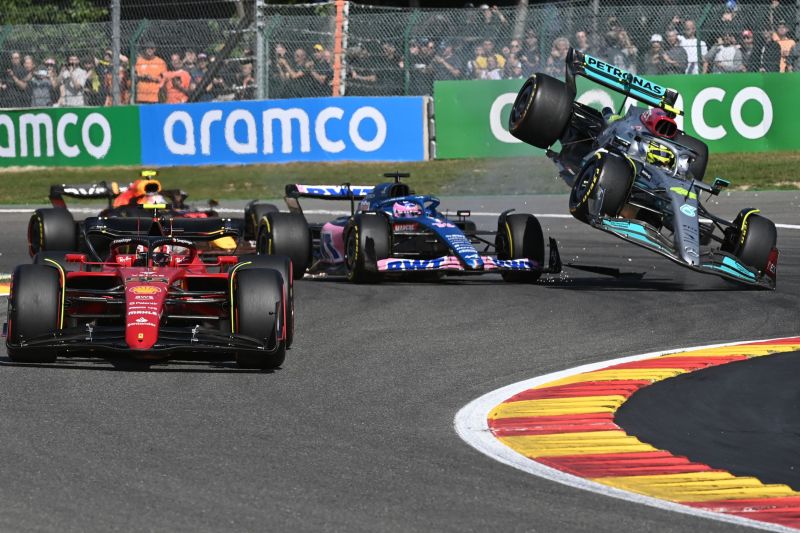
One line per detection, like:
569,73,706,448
257,229,270,255
509,79,534,129
572,160,599,206
345,231,357,272
27,218,38,255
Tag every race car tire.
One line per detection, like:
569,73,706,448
237,254,295,349
345,214,390,284
569,151,635,223
28,208,77,256
722,212,777,273
6,264,61,363
32,251,80,272
232,267,286,370
674,132,708,181
256,212,310,279
508,73,573,149
244,201,279,240
496,213,545,282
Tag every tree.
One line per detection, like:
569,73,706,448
0,0,107,24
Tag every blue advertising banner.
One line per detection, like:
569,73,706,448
139,96,426,166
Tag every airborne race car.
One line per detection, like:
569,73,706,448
7,217,293,369
508,48,778,289
252,173,561,283
28,170,275,257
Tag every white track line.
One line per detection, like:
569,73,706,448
1,208,798,229
454,337,799,533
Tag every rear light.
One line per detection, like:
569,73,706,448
65,253,86,263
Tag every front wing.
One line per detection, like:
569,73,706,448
377,237,562,274
6,325,282,357
594,217,776,289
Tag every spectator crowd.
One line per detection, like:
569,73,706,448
0,0,797,107
0,41,258,108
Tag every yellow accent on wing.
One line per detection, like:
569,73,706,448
212,236,237,250
669,187,697,200
43,258,66,330
229,261,252,333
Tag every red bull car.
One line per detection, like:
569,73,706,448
28,170,277,257
7,217,293,369
253,173,561,283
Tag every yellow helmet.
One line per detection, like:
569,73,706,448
645,140,675,169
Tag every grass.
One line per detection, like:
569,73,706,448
2,151,798,204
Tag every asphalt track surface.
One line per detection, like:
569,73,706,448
0,191,797,532
616,350,800,492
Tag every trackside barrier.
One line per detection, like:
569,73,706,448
433,72,800,159
0,96,429,167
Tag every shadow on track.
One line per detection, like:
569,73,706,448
0,356,279,373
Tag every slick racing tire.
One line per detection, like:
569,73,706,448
232,268,286,370
28,208,77,257
6,264,61,363
345,215,390,284
244,201,279,240
32,251,79,272
237,254,295,349
674,132,708,181
496,213,545,283
508,73,573,149
569,151,635,223
722,211,777,273
256,212,311,279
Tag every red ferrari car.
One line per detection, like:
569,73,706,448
7,217,293,369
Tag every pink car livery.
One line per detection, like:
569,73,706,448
253,172,561,283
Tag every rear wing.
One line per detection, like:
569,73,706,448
566,48,682,116
49,181,118,207
284,183,374,215
285,184,374,200
49,181,190,210
84,216,240,241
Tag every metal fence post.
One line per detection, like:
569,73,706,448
129,19,149,104
256,0,266,100
262,15,281,100
402,10,421,96
111,0,120,105
695,4,712,74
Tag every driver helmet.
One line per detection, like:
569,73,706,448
392,200,422,218
152,244,172,267
134,244,148,267
645,140,676,169
137,192,167,206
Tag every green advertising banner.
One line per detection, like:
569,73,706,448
0,106,140,167
434,73,800,159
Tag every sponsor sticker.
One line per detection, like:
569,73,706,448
126,321,156,328
129,286,162,295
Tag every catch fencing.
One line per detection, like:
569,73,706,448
0,0,796,108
